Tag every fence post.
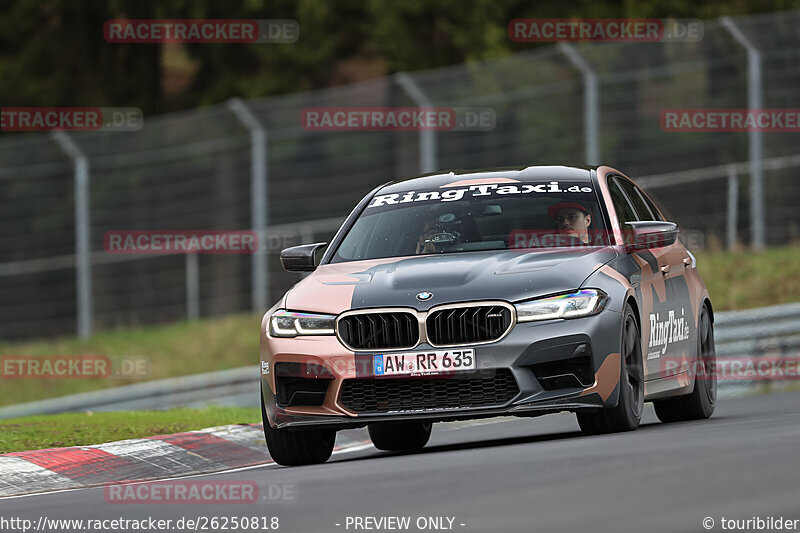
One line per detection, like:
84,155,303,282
228,98,269,313
727,166,739,250
51,132,93,339
558,43,600,166
722,17,765,250
186,253,200,319
299,225,314,244
394,72,437,174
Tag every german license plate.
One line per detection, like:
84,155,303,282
373,349,475,377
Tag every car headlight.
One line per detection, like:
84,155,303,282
515,289,608,322
269,310,336,337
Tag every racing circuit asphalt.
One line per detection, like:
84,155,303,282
4,390,800,533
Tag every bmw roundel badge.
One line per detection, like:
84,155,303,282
416,291,433,301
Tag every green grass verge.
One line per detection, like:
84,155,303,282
695,245,800,311
0,313,261,407
0,407,261,454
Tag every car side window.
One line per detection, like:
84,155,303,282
618,177,655,221
608,177,639,226
636,187,664,222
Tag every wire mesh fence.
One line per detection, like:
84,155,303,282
2,10,800,340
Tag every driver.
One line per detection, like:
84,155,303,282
547,201,592,244
415,213,463,254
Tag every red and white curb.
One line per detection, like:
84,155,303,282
0,423,370,498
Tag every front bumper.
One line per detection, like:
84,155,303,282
261,308,623,430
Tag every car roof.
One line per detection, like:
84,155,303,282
377,165,594,194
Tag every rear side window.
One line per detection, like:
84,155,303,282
617,177,656,221
608,178,638,226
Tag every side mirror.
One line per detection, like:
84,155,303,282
623,221,679,252
280,242,328,272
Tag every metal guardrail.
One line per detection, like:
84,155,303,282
0,367,259,420
1,302,798,419
712,303,800,398
714,302,800,357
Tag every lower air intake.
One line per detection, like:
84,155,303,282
339,369,519,414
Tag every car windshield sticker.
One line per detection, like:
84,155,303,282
368,181,593,209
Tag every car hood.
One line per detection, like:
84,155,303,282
284,247,619,314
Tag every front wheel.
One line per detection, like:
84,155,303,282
368,421,432,451
577,303,644,435
261,391,335,466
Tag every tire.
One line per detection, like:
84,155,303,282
368,421,432,451
261,391,335,466
577,303,644,435
653,305,716,423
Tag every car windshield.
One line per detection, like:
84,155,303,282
331,180,609,262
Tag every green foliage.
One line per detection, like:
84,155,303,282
696,245,800,311
1,0,796,113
